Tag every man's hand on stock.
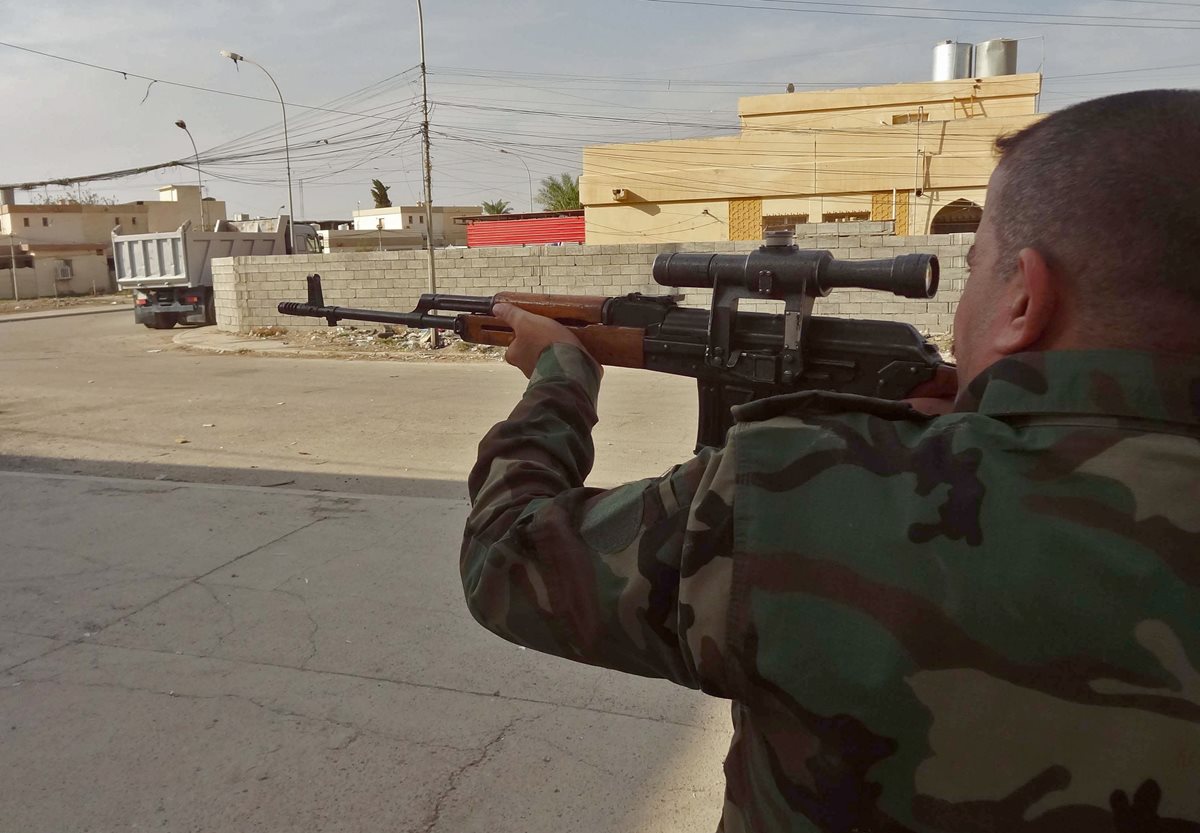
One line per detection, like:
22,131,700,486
492,302,598,379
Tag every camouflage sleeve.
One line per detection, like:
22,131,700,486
461,343,737,696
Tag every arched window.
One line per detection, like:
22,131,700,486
931,199,983,235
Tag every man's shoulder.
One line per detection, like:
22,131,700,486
728,389,960,469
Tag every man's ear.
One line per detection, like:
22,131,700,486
993,246,1057,355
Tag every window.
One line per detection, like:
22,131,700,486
419,215,424,224
132,217,137,226
892,111,930,126
822,211,871,223
408,215,413,223
762,213,809,235
114,218,120,226
22,217,29,227
42,217,49,227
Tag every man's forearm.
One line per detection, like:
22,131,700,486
459,342,732,688
466,343,602,527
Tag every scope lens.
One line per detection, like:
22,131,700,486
921,257,939,298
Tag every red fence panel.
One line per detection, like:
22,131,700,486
466,215,586,247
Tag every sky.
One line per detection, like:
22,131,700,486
1,0,1198,219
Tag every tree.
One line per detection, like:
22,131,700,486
36,188,117,206
535,173,581,211
370,179,392,208
481,199,513,215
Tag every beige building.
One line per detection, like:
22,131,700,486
350,204,479,248
0,184,227,299
581,73,1042,244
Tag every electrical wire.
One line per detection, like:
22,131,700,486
752,0,1200,24
639,0,1200,29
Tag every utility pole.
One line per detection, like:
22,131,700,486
416,0,440,347
6,234,17,302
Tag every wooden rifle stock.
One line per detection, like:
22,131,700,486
458,314,646,369
493,291,608,324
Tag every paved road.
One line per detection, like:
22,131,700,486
0,315,728,833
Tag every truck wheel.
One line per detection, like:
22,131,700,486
146,314,176,330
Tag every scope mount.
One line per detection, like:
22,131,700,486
706,237,826,385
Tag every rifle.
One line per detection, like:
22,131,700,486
279,232,949,450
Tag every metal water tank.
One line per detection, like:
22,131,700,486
975,38,1018,77
932,40,973,81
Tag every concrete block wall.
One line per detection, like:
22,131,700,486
213,222,970,336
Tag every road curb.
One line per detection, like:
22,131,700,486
173,329,299,355
0,305,131,324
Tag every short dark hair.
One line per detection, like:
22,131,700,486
991,90,1200,318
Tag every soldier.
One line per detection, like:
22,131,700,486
461,90,1200,831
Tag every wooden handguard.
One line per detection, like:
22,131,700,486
459,315,645,369
492,292,608,324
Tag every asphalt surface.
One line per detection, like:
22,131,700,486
0,314,729,833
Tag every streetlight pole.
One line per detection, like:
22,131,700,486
220,50,295,252
499,148,533,213
174,119,207,231
416,0,440,347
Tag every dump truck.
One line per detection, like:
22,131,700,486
112,215,319,329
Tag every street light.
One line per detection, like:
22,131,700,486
499,148,534,213
174,119,207,231
219,49,295,251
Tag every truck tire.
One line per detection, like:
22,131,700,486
146,314,176,330
203,289,216,326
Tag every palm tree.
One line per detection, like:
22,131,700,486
481,199,513,215
536,173,581,211
370,179,392,208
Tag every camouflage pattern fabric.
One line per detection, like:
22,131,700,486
462,344,1200,832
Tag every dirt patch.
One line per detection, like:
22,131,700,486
0,294,131,315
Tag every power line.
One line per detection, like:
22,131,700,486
0,40,420,122
639,0,1200,29
753,0,1200,23
1105,0,1200,7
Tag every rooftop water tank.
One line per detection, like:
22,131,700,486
932,40,973,81
975,38,1018,77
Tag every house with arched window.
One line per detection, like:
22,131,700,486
581,67,1042,243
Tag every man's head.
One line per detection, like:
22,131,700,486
952,89,1200,385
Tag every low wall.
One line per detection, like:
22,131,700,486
213,222,970,336
0,256,112,300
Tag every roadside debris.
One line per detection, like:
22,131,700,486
246,323,506,361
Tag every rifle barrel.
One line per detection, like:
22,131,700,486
277,302,459,329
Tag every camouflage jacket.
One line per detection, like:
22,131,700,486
462,344,1200,833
